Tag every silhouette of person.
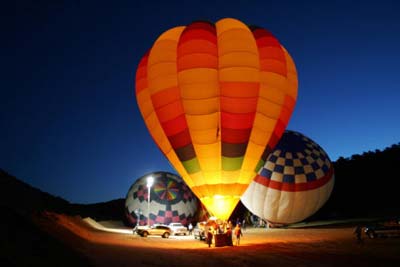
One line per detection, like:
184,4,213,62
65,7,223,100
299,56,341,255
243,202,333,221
188,223,193,235
354,225,363,244
226,226,233,246
234,224,243,246
207,228,213,247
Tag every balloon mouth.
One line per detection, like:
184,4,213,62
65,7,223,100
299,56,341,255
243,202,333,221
201,195,241,221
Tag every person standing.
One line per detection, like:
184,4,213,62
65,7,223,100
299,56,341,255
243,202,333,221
354,225,363,244
234,224,243,246
188,223,193,235
207,227,213,247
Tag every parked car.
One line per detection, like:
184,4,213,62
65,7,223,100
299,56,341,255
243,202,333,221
364,221,400,238
168,222,188,236
193,222,206,240
135,224,172,238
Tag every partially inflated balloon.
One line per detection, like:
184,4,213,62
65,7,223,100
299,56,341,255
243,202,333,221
125,171,198,226
135,18,297,220
241,131,334,224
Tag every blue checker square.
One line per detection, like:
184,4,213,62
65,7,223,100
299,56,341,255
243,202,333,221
283,174,295,183
311,162,320,171
280,151,287,157
273,164,284,173
321,164,329,173
295,166,305,174
269,155,278,163
261,168,273,178
300,158,309,165
306,172,317,182
285,159,294,166
320,153,326,161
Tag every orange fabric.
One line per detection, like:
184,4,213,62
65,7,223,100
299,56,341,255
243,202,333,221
151,86,180,109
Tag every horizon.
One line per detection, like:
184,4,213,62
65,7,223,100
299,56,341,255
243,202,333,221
2,141,398,205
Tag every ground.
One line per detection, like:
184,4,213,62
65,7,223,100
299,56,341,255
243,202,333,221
24,212,400,267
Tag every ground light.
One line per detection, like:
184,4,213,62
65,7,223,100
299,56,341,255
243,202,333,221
146,175,154,226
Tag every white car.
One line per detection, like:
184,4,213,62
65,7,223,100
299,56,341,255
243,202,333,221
168,222,188,236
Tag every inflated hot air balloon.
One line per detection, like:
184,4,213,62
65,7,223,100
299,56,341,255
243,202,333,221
135,18,298,220
241,131,334,224
125,171,198,226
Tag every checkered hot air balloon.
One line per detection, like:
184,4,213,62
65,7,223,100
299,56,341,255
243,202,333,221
125,171,198,226
241,131,334,224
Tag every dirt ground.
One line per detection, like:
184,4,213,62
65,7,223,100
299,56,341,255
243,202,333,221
34,213,400,267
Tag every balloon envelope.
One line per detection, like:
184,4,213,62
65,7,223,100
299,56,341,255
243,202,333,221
241,131,334,224
125,171,198,226
135,18,298,220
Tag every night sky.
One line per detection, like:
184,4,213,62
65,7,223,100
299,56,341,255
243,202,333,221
4,0,400,203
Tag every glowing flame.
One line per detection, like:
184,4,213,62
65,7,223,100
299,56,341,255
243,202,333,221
201,195,240,220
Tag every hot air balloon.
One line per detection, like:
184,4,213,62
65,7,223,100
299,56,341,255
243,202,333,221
241,131,334,224
135,18,298,220
125,171,198,226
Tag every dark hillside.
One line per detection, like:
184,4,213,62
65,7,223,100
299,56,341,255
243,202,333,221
310,143,400,220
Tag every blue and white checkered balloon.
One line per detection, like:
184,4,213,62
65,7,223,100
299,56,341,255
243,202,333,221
241,130,334,224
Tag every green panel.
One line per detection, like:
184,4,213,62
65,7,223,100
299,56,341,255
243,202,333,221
254,159,265,173
222,156,244,171
182,158,201,174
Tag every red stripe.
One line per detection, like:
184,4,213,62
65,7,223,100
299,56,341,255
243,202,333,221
179,28,217,46
252,28,274,39
182,21,216,34
221,128,251,143
221,112,256,129
254,167,334,192
169,129,192,149
161,114,188,137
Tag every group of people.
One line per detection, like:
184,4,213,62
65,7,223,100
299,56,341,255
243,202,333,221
206,221,243,247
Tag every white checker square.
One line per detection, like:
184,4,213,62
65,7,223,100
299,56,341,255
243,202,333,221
294,173,307,183
276,157,285,165
315,169,324,179
316,158,324,167
306,155,314,163
284,166,295,175
273,150,281,156
293,159,302,167
271,172,283,182
303,165,313,174
265,161,276,171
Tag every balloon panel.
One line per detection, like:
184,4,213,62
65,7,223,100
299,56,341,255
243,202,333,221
135,18,298,220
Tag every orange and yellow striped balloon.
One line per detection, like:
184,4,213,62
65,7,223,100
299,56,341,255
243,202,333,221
135,18,297,220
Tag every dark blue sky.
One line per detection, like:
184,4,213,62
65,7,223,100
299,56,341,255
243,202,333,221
4,0,400,203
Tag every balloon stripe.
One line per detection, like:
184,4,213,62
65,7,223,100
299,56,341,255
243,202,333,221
254,167,334,192
177,21,219,191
